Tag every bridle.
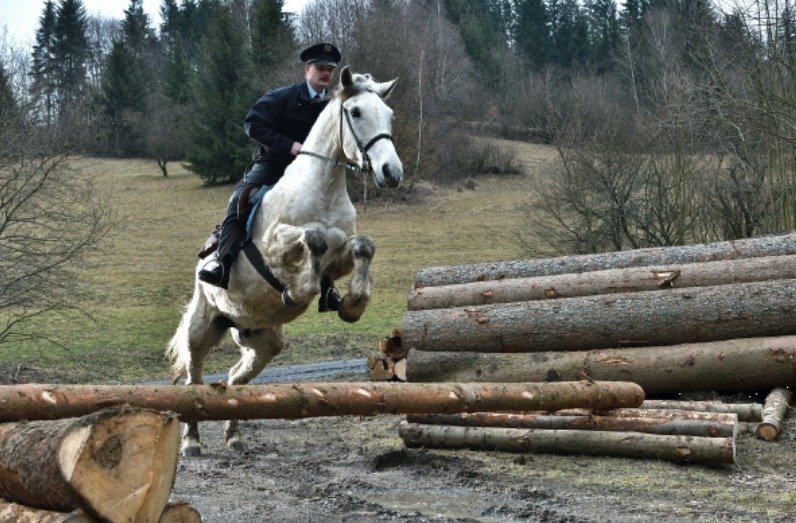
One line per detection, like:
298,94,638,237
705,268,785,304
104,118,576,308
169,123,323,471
299,94,393,174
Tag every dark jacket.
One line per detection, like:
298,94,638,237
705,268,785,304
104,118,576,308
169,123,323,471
243,81,329,185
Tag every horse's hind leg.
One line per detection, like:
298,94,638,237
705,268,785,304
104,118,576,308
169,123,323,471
166,289,227,457
337,235,375,323
223,326,284,452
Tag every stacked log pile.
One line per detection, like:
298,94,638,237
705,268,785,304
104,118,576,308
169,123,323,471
0,408,198,523
396,234,796,461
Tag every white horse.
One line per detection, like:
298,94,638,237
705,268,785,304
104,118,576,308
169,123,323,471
167,67,402,456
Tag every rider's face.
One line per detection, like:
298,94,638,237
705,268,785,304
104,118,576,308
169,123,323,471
305,64,335,92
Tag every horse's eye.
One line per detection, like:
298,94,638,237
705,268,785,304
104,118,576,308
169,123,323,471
351,107,361,118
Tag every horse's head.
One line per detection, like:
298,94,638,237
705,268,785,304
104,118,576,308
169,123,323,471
337,67,403,189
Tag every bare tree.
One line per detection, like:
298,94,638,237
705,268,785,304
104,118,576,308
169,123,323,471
0,104,112,345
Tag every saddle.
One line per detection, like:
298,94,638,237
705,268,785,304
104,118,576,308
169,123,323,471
197,184,272,259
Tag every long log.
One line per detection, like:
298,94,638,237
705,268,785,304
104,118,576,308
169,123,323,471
415,233,796,287
641,400,763,421
398,422,736,464
405,335,796,395
0,499,95,523
756,387,794,441
408,255,796,310
403,280,796,353
0,382,644,422
406,411,737,437
0,409,179,522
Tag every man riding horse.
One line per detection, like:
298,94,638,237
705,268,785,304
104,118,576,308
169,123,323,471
199,43,343,313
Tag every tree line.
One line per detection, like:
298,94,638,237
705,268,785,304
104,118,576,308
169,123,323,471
1,0,794,241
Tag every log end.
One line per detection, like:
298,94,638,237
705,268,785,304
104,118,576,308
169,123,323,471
57,409,180,523
159,502,202,523
755,422,780,442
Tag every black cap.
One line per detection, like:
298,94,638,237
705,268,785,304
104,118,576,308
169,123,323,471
300,43,341,67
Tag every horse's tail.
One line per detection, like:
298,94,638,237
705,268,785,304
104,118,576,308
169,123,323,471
165,326,188,384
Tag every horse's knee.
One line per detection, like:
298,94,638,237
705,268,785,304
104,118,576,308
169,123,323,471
353,236,375,260
304,228,328,256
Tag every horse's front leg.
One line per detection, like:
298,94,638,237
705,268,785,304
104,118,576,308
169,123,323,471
337,235,375,323
224,326,284,452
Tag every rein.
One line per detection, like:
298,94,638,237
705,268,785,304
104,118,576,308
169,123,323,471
298,97,393,174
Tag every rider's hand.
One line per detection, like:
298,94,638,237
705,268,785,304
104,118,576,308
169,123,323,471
291,142,303,156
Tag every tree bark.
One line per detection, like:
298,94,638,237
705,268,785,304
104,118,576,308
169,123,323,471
398,422,735,464
158,502,201,523
641,400,763,422
415,233,796,287
403,280,796,353
405,335,796,395
756,387,794,441
0,409,179,522
406,411,737,437
0,499,95,522
408,255,796,310
0,382,644,422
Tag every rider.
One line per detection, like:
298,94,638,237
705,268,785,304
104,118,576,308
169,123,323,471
198,42,343,313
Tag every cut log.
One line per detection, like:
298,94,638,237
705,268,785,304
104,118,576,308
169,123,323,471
367,355,394,381
0,382,644,422
403,280,796,353
378,329,408,359
552,408,740,421
159,502,201,523
406,411,737,438
0,499,95,523
393,359,407,382
756,387,794,441
641,400,763,422
398,422,736,464
408,255,796,310
405,335,796,395
0,408,179,522
415,233,796,287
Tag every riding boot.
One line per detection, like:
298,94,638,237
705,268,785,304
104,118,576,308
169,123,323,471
318,275,342,312
198,208,243,290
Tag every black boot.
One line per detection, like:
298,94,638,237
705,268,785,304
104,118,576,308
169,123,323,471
318,276,341,312
198,254,231,289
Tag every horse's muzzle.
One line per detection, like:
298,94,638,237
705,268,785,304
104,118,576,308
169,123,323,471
380,163,402,188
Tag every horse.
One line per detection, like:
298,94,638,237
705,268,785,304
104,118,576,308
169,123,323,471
166,67,403,457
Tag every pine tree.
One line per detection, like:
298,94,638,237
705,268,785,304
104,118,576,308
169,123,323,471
53,0,89,116
515,0,550,70
102,40,147,155
30,1,58,124
250,0,292,70
160,0,182,43
185,3,255,184
443,0,508,79
0,61,16,119
586,0,620,72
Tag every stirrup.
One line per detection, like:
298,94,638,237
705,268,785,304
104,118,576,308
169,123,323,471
318,286,341,313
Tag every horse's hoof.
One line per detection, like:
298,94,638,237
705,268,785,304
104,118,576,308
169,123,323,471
337,308,360,324
181,445,202,458
227,439,248,453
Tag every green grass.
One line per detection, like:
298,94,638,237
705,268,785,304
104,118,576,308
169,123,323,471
2,144,554,382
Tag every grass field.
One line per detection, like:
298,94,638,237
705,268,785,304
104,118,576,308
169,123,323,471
3,141,559,382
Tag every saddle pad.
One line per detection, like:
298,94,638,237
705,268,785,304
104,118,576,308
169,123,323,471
244,184,273,245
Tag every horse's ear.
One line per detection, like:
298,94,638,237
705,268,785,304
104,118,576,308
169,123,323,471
340,66,353,88
375,78,398,100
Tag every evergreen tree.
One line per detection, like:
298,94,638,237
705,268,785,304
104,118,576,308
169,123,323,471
515,0,550,70
102,40,147,155
0,62,16,119
53,0,90,115
586,0,620,72
163,34,192,104
185,3,255,184
443,0,509,79
549,0,590,69
250,0,292,70
160,0,182,43
30,1,58,124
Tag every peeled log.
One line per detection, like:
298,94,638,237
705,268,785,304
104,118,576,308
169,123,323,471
406,335,796,395
641,400,763,422
756,387,794,441
0,500,95,523
406,411,737,438
0,382,644,422
403,280,796,353
0,409,179,522
398,422,736,464
415,233,796,287
408,255,796,310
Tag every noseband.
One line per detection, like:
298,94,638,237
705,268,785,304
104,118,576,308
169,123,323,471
299,94,393,173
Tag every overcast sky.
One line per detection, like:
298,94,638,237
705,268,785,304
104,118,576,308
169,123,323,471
0,0,309,45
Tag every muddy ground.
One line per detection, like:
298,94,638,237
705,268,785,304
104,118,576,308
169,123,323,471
3,364,795,522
